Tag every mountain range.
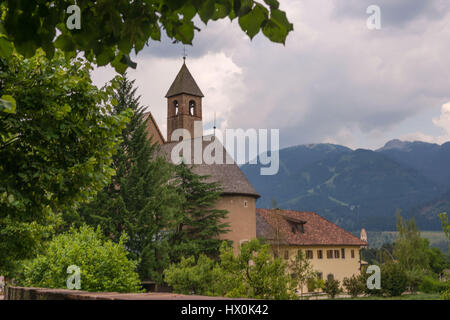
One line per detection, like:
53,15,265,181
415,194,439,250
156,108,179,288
241,140,450,232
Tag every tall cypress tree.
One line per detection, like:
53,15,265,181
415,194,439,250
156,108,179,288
78,75,181,283
169,163,230,261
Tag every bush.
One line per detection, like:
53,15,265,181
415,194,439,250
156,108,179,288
343,274,365,298
323,278,342,299
163,254,217,295
441,288,450,300
419,276,449,294
381,262,408,297
404,268,424,293
22,225,142,293
307,273,325,294
164,240,296,299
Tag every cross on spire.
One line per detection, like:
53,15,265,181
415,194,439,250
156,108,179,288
182,45,187,63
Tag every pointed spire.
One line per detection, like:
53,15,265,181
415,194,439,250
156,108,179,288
165,63,204,98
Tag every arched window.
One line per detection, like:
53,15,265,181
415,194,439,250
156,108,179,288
174,100,179,115
189,100,195,116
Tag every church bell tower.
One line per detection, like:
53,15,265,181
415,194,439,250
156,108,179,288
166,62,204,142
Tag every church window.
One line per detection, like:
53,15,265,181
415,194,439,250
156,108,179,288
189,100,195,116
244,200,248,207
174,100,179,115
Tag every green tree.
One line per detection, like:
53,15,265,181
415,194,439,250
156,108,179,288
222,239,295,299
164,240,296,299
426,247,447,276
0,0,293,73
323,278,341,299
170,163,229,261
0,51,129,276
288,249,314,296
381,262,408,297
438,212,450,300
77,76,181,284
21,225,142,293
163,254,217,295
306,272,324,295
394,212,430,272
439,212,449,244
343,274,365,298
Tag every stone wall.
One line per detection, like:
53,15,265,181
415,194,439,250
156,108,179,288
4,286,233,300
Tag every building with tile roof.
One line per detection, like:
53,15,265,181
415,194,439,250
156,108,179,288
257,208,368,292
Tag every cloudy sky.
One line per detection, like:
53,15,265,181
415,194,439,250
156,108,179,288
92,0,450,150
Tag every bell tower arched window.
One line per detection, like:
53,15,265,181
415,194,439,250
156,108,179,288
174,100,179,115
189,100,195,116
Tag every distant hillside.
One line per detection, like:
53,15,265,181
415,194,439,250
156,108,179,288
378,139,450,188
242,141,450,231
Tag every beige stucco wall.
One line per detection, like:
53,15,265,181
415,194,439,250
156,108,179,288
279,245,362,292
215,194,257,253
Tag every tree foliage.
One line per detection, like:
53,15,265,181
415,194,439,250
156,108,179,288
0,0,293,73
380,262,408,297
164,239,296,299
0,51,129,275
288,249,314,296
343,274,365,298
394,212,430,271
170,163,229,261
76,75,181,284
323,278,341,299
21,225,142,293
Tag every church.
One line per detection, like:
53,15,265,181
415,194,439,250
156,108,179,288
144,61,260,252
144,61,368,290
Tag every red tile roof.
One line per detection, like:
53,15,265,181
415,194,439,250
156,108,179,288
256,208,368,246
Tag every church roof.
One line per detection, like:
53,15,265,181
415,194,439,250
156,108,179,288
256,208,368,246
159,136,260,198
165,63,204,98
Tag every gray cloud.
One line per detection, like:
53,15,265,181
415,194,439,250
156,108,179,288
333,0,449,28
99,0,450,150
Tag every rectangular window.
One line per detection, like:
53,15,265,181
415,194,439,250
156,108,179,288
341,248,345,259
306,250,313,259
334,249,340,259
317,272,323,280
317,250,323,259
326,250,333,259
284,250,289,260
351,249,355,259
